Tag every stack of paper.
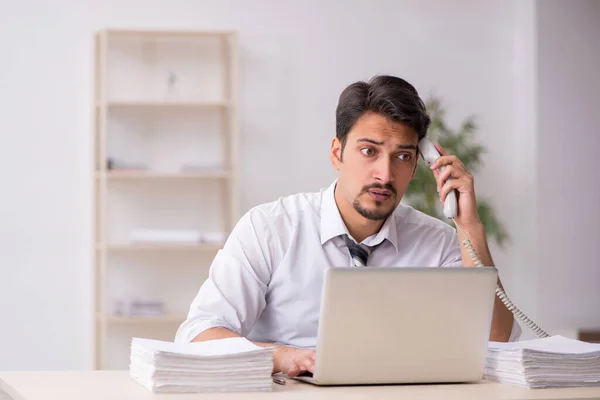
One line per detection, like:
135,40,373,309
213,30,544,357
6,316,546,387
485,335,600,388
130,337,275,393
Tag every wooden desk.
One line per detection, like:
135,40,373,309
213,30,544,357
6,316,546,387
1,371,599,400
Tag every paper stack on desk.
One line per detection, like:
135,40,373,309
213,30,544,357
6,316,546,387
129,337,274,393
485,335,600,388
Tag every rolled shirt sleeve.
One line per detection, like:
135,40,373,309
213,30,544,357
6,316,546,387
174,208,277,343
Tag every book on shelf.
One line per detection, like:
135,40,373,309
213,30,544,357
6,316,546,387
129,229,227,245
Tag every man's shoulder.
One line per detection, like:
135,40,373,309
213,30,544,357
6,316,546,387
393,203,456,236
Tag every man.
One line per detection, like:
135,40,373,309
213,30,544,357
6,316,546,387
175,75,520,377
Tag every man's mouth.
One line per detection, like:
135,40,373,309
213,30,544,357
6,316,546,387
367,189,392,202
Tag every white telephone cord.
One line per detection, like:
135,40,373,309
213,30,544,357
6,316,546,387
453,219,549,338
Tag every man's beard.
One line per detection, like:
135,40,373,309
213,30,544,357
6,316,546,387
352,183,397,221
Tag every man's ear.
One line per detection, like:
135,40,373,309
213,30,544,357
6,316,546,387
329,137,343,170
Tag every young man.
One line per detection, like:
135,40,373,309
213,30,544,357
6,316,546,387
174,75,520,377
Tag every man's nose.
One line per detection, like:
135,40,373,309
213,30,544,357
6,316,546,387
373,157,394,183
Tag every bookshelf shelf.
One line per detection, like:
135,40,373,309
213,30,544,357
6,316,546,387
104,29,235,38
100,100,230,109
93,28,238,370
100,314,188,325
97,243,223,252
98,171,231,180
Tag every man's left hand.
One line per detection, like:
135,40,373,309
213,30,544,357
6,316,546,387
429,143,481,228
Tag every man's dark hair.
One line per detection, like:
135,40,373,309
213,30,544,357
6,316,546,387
335,75,430,156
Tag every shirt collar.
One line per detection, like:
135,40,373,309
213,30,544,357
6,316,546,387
319,180,399,251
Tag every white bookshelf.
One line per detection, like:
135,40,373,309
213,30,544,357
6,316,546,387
93,29,238,370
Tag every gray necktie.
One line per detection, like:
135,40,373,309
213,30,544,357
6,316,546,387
343,235,381,267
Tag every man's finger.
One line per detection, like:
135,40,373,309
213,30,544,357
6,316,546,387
429,155,454,170
436,165,458,191
430,156,468,176
302,357,315,372
439,177,471,202
287,366,299,377
439,180,457,203
434,142,449,156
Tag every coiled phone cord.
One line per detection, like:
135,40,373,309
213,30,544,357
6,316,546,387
453,219,550,339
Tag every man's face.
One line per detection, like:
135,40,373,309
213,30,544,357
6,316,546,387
330,112,419,221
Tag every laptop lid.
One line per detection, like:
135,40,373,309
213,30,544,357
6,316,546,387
308,266,498,385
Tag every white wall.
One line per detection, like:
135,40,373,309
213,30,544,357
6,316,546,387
0,0,574,370
506,0,540,339
536,0,600,330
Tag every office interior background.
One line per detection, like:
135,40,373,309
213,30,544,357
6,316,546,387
0,0,598,371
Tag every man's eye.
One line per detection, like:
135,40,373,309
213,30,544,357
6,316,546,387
361,148,375,156
398,154,412,161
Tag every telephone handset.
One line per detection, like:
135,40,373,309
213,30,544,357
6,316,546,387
417,138,549,339
417,138,458,219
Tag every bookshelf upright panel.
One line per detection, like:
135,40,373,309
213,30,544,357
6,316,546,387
93,29,238,369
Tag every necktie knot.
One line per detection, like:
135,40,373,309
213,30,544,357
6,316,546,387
343,234,380,267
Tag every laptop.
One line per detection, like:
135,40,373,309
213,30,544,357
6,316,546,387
293,266,498,386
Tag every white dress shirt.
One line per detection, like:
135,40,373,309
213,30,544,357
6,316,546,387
175,180,521,346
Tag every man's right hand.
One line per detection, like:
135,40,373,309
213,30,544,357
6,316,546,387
274,346,316,377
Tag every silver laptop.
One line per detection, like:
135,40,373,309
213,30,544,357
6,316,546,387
293,266,498,386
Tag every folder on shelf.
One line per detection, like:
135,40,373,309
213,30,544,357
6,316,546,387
130,229,202,244
485,335,600,388
129,337,275,393
129,229,228,245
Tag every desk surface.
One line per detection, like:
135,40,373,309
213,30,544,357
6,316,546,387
1,371,599,400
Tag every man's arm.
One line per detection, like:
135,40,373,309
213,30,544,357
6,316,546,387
455,223,514,342
430,143,515,342
174,209,273,344
192,327,315,376
175,209,315,376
